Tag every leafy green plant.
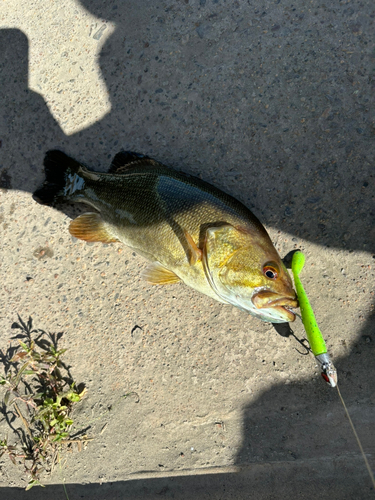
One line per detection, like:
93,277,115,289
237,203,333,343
0,316,90,491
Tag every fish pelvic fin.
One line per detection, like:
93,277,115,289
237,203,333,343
142,262,181,285
69,213,119,243
33,150,83,206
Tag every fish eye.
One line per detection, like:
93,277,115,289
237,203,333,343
263,264,279,280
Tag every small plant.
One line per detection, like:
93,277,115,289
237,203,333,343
0,316,90,490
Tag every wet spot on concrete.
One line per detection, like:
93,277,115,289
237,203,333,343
196,24,211,38
33,246,54,260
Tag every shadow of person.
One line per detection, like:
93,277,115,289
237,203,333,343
0,29,66,193
1,3,374,256
70,0,375,257
235,309,375,498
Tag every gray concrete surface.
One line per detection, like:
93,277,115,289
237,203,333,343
0,0,374,498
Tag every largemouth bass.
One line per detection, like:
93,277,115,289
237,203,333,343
33,150,298,323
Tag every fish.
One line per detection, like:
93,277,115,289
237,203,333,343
33,150,298,323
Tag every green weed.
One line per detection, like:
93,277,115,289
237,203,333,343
0,316,91,490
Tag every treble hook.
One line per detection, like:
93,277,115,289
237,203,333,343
290,331,311,356
272,322,311,355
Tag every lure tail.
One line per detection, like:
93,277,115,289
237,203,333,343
33,150,83,206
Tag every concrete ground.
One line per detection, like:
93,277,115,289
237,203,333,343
0,0,374,498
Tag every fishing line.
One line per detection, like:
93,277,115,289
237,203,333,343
290,250,375,489
336,384,375,489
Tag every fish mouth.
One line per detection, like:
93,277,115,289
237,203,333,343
252,290,299,322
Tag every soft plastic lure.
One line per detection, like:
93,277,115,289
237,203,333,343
291,251,337,387
292,253,375,487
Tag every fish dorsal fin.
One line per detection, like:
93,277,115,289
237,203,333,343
69,213,119,243
108,151,159,174
141,262,181,285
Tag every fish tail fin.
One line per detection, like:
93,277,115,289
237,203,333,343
33,150,82,206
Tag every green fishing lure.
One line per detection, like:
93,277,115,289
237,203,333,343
291,251,337,387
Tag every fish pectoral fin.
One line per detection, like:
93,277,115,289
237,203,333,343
142,262,181,285
184,230,203,265
69,213,119,243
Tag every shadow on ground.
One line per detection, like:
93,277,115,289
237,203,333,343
1,312,374,499
1,457,373,500
1,0,374,255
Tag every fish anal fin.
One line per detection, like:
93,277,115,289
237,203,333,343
108,151,158,174
142,262,181,285
184,230,203,265
69,213,119,243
